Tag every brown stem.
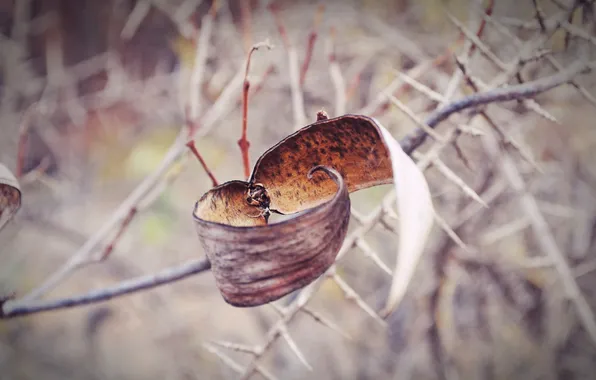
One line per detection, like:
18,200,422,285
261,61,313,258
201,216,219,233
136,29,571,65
299,4,325,86
100,207,138,260
239,41,272,179
186,139,218,187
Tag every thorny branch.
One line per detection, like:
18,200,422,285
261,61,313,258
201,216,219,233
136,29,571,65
1,59,594,319
400,60,595,155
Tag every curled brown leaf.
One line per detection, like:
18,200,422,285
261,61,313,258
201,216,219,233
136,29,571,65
193,114,434,311
193,166,350,307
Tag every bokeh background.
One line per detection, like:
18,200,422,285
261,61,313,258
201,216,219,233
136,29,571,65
1,0,596,379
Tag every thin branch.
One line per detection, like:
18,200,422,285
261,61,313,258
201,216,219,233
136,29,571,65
268,2,307,129
239,40,273,179
400,60,594,154
299,4,325,86
121,0,152,39
1,258,211,318
327,27,346,116
186,139,218,187
188,1,217,122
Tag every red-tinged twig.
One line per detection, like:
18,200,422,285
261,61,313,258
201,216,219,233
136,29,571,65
239,40,272,179
299,4,325,86
250,64,275,96
98,207,138,261
1,258,211,318
327,26,346,116
184,105,219,186
345,70,361,104
268,2,290,49
468,0,494,56
232,64,275,111
186,139,218,187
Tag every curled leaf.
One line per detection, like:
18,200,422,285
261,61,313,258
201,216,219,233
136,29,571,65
193,114,434,312
0,164,22,232
194,166,350,307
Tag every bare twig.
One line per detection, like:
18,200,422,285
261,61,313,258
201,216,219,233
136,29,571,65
1,258,211,318
121,1,152,39
327,27,346,116
239,40,272,179
188,2,217,122
186,139,218,187
300,4,325,86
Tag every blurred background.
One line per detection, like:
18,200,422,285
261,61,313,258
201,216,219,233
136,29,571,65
1,0,596,379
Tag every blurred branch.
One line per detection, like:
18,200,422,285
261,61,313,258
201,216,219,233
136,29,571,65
268,2,307,129
300,4,325,87
400,60,595,155
327,27,346,117
1,258,211,318
482,127,596,346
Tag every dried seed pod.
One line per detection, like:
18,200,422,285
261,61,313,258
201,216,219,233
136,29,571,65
193,166,350,307
0,164,22,232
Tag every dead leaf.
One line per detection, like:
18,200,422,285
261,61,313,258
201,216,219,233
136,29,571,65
194,166,350,307
193,114,434,311
251,115,392,214
0,164,22,232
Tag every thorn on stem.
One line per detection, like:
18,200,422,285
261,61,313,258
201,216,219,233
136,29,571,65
316,109,328,121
